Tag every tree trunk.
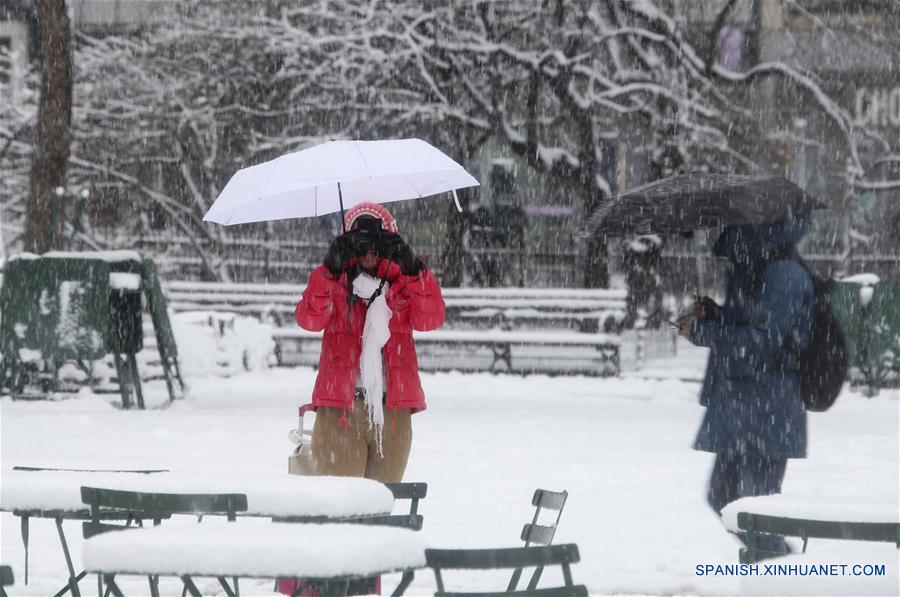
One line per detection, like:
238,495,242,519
24,0,72,253
584,235,610,289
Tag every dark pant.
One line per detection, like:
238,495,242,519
708,454,790,555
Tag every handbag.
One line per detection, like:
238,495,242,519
287,404,317,476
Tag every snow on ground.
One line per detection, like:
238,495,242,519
1,346,898,596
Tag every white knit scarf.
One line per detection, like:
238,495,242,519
352,272,391,455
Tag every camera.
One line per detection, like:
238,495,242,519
349,216,383,255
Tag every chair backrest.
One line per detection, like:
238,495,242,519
521,489,568,547
426,544,587,597
737,512,900,563
509,488,568,591
0,565,13,587
385,482,428,516
80,486,248,539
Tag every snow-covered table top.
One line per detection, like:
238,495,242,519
83,522,426,579
0,470,394,519
721,495,900,533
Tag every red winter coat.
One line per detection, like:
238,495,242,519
295,259,445,413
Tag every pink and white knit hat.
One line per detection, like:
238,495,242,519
343,202,399,233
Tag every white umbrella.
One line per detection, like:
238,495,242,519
203,138,480,228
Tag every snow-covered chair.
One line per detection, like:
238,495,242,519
425,544,587,597
80,486,248,597
722,496,900,563
383,482,428,530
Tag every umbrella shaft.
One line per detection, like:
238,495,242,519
338,181,347,234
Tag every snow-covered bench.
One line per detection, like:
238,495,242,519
83,523,426,596
721,496,900,563
273,328,620,377
163,281,627,333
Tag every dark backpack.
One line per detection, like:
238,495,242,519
751,252,848,412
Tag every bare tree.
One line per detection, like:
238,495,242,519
24,0,72,252
4,0,895,284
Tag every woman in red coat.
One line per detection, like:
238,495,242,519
295,202,445,484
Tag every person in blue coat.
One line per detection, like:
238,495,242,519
679,212,814,550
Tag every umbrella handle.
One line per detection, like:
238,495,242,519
452,189,462,213
339,181,346,233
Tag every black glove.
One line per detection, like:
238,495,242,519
378,232,424,276
324,234,354,277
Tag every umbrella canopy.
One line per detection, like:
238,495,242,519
203,139,480,226
587,173,826,236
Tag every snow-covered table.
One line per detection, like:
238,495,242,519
0,469,395,595
721,496,900,563
0,469,394,519
83,523,425,596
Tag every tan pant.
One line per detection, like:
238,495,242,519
311,405,412,483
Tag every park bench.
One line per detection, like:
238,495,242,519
272,328,620,376
720,495,900,564
162,281,626,376
164,281,628,331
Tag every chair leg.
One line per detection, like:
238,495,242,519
391,570,415,596
148,574,160,597
181,576,203,597
216,576,237,597
52,571,87,597
54,517,83,597
102,576,125,597
508,567,525,591
526,566,545,591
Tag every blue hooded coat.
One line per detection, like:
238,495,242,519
691,213,814,458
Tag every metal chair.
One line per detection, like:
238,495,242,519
80,486,247,597
425,544,587,597
509,488,569,592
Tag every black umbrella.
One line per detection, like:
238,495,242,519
587,173,826,236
